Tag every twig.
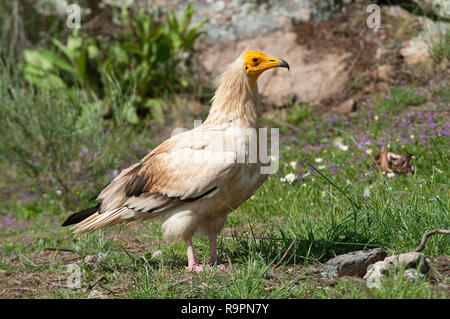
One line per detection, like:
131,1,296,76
87,276,106,290
44,247,76,253
98,282,120,295
413,229,450,252
274,237,297,268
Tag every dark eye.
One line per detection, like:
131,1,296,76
252,58,258,63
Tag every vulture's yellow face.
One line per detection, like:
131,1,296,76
243,51,289,86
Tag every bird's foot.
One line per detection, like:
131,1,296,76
185,262,230,273
185,262,205,273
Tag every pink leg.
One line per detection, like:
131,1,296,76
208,232,218,265
208,232,227,270
185,237,203,272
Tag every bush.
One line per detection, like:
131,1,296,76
22,4,207,124
0,67,142,207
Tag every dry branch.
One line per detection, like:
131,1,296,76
274,237,297,268
413,229,450,252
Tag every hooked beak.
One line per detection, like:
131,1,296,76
276,59,290,71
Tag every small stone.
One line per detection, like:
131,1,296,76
326,248,387,277
88,289,108,299
403,268,426,281
400,38,430,65
333,98,356,115
376,65,393,82
364,252,431,288
151,250,162,258
364,261,386,288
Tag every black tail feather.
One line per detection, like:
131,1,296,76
61,204,100,227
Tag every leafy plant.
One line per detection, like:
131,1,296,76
23,30,100,90
0,67,140,207
22,4,207,124
287,102,312,124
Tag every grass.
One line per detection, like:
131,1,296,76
0,81,449,299
429,30,450,65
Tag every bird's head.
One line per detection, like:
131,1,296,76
242,51,290,86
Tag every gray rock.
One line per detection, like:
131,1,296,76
87,289,108,299
403,268,426,281
364,252,431,288
127,0,345,44
411,0,449,19
325,248,388,277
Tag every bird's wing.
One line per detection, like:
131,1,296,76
95,129,241,214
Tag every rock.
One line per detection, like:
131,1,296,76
332,98,356,115
403,268,426,281
364,252,431,288
411,0,449,19
325,248,387,277
400,38,431,65
364,261,388,288
170,0,342,44
388,252,430,273
376,65,394,82
151,250,162,258
88,289,108,299
199,31,350,107
400,16,450,65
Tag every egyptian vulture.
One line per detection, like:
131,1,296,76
62,51,290,272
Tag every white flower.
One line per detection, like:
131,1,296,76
281,173,297,184
374,115,379,121
315,158,323,163
289,161,297,169
363,186,370,197
56,190,62,196
339,144,349,151
333,137,348,151
333,137,343,146
410,134,415,139
366,148,373,155
318,165,326,170
387,172,395,178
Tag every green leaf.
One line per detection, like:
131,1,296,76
52,39,74,61
24,50,56,72
87,44,100,59
123,101,139,124
144,98,166,124
180,4,194,33
24,71,66,89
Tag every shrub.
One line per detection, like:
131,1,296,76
0,67,141,207
22,4,207,124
